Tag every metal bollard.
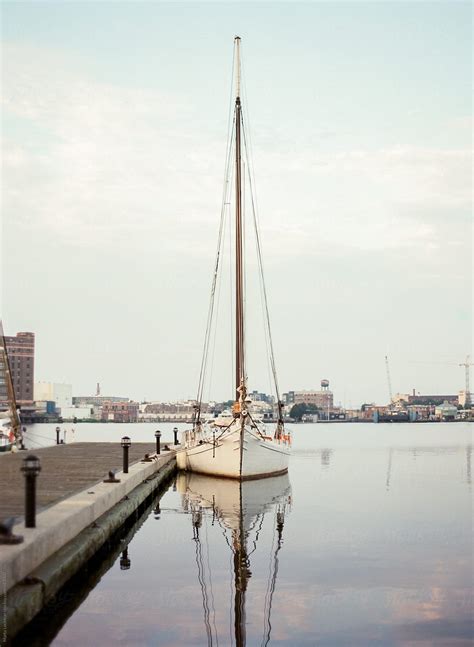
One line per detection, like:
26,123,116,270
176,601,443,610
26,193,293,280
155,430,161,455
103,469,120,483
20,427,27,451
55,426,60,445
0,518,23,545
21,455,41,528
173,427,179,446
121,436,131,473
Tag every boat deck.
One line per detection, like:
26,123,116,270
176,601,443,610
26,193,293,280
0,442,156,519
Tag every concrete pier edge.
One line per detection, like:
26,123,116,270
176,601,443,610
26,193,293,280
1,455,177,641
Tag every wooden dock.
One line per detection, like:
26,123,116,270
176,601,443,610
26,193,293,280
1,443,177,639
0,442,156,519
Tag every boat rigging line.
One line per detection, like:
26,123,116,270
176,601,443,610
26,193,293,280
192,508,218,646
261,506,286,647
241,119,281,405
204,513,219,647
195,115,236,419
239,69,275,404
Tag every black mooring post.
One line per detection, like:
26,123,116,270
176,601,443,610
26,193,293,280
120,547,131,570
121,436,131,473
155,430,161,455
173,427,179,446
55,426,60,445
22,455,41,528
123,446,129,473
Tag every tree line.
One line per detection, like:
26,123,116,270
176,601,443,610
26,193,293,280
289,403,321,421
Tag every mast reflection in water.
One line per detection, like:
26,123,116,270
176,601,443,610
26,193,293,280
178,473,291,647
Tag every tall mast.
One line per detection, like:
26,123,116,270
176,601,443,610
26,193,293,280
234,35,244,401
0,321,21,440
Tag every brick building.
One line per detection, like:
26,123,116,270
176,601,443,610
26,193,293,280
0,346,9,407
393,392,458,406
101,400,139,423
4,332,35,405
293,389,334,410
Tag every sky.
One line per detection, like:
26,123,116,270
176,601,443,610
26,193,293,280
1,1,472,406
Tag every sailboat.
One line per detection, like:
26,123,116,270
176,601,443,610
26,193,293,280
0,322,22,452
177,471,291,646
177,37,291,480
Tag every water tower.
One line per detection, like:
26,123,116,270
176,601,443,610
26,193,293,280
321,379,332,419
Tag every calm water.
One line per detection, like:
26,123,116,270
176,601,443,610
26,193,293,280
20,423,473,646
23,421,186,449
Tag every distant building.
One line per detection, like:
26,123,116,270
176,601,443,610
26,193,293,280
34,400,57,417
458,390,471,408
139,400,210,422
34,382,72,409
345,408,371,421
249,390,274,404
294,389,334,410
406,404,436,421
435,401,458,420
73,395,129,407
4,332,35,405
410,394,458,406
394,392,458,406
144,401,200,415
101,401,139,423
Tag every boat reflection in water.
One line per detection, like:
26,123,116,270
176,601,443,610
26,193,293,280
177,472,292,647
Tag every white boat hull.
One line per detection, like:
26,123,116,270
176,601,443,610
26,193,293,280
177,422,290,480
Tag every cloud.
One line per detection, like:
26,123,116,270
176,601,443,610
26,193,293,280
2,42,471,265
2,43,225,254
253,143,471,258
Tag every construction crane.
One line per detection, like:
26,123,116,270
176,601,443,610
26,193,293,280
385,355,393,406
459,355,473,407
409,355,473,407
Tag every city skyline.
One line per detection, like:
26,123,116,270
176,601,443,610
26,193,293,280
28,358,473,409
2,2,471,405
